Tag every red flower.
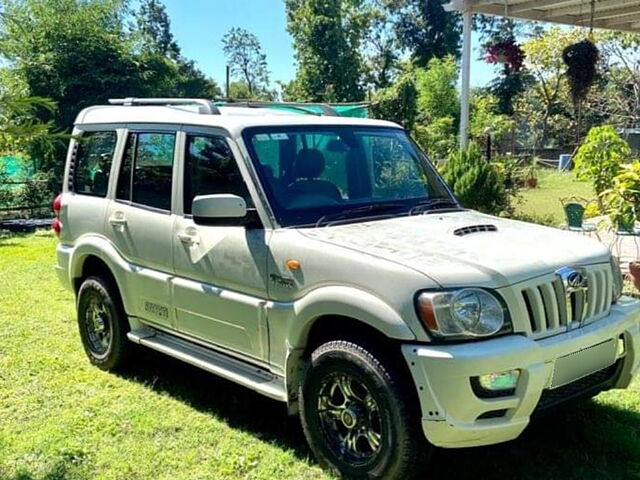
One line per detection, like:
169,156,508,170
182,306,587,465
485,38,525,73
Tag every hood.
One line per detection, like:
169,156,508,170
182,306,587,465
298,211,611,288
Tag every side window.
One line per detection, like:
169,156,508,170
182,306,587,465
73,131,117,197
183,135,253,214
116,132,176,211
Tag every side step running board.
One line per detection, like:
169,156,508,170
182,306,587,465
127,329,287,402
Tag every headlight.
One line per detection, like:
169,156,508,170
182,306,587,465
610,255,623,303
416,288,511,340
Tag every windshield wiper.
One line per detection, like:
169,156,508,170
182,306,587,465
315,203,405,227
409,198,460,215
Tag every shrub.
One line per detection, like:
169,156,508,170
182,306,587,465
506,212,558,227
0,166,14,208
413,117,457,162
15,171,53,216
573,126,631,197
601,161,640,229
442,144,509,214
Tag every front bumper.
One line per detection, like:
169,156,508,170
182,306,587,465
402,296,640,449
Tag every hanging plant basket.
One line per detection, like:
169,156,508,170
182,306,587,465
562,39,599,107
484,37,525,73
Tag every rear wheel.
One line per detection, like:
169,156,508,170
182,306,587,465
77,276,132,371
300,340,430,479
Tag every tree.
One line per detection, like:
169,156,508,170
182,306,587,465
389,0,461,68
0,93,56,157
370,71,417,128
285,0,369,102
0,0,220,184
362,0,399,89
522,27,583,147
222,27,270,98
137,0,180,59
135,0,220,98
411,56,460,160
415,56,459,124
0,0,142,130
596,32,640,129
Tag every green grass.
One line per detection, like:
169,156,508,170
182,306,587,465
1,232,640,479
515,169,595,225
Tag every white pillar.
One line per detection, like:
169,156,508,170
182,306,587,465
459,10,472,150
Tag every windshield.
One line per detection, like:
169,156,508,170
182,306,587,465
243,126,459,227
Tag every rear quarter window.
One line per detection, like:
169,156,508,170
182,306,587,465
73,131,117,197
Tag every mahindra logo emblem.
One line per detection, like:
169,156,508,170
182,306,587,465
566,270,588,290
555,266,589,326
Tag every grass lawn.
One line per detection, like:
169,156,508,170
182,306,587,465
1,232,640,479
515,169,595,225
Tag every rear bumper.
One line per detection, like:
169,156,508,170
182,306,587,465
402,296,640,448
55,243,73,292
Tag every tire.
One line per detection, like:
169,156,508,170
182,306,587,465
77,275,132,371
299,340,430,480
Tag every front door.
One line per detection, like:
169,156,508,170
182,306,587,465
172,131,270,361
104,128,178,329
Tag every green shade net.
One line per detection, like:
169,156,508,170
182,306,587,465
214,102,370,118
330,104,369,118
1,156,31,180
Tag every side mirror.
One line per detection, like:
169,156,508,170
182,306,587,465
192,194,247,221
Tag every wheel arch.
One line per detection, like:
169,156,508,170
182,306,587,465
69,236,134,316
281,287,419,414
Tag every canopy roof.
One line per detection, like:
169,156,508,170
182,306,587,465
445,0,640,34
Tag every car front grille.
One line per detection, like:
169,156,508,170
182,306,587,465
535,360,621,412
518,264,612,339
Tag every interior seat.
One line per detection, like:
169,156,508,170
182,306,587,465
288,148,342,204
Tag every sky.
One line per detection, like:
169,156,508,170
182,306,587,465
162,0,498,92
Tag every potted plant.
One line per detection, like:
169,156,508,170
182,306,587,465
484,37,525,73
562,39,599,107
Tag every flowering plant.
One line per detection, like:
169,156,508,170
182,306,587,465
484,37,525,73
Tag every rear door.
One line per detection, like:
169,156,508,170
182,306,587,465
104,126,178,329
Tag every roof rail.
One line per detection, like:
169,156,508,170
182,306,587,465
108,98,220,115
216,99,338,116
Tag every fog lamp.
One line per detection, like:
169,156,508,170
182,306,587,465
617,337,626,357
478,369,520,391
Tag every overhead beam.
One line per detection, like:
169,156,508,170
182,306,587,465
466,3,640,32
603,13,640,27
510,0,579,15
551,0,640,18
446,0,640,34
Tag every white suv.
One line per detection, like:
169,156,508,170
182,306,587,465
54,98,640,479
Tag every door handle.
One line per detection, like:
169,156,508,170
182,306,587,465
177,231,200,245
108,212,127,229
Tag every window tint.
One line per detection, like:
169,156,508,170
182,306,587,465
116,132,175,211
73,131,117,197
183,135,252,214
245,127,454,227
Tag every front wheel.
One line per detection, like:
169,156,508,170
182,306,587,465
299,340,430,479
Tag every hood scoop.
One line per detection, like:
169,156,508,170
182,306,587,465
453,224,498,236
